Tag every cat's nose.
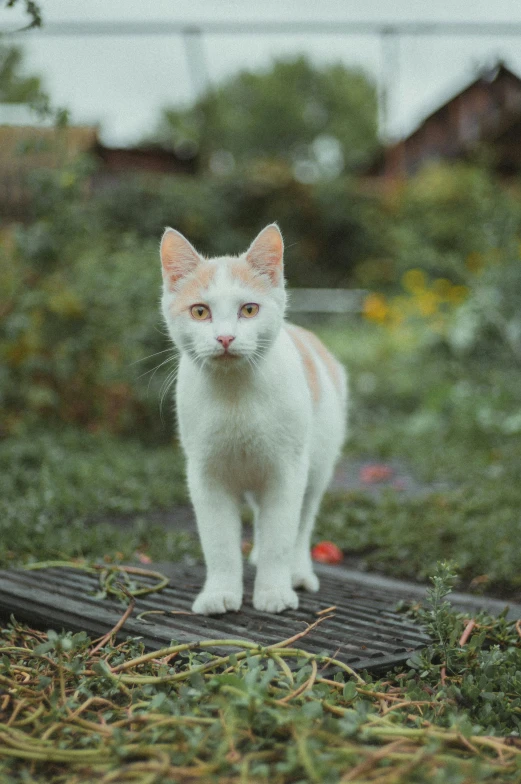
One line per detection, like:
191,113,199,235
216,335,235,351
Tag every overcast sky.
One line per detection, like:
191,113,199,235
3,0,521,145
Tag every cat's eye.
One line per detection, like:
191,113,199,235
240,303,259,318
190,304,211,321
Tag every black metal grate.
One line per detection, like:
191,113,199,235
0,564,429,672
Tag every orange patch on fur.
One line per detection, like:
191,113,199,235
230,260,270,292
288,325,343,401
298,327,343,394
171,264,217,315
287,325,320,404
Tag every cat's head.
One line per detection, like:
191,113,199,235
160,224,286,369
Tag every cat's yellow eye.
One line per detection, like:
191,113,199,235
240,303,259,318
190,304,211,321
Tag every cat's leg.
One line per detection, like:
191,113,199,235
252,466,306,613
188,465,243,614
291,487,323,592
245,492,260,567
291,469,331,592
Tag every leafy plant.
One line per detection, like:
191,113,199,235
1,571,521,783
416,561,461,670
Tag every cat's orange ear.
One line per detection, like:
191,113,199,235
245,224,284,285
160,228,200,291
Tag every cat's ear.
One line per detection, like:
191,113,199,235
160,228,201,291
245,223,284,286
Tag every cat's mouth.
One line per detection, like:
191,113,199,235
213,351,240,361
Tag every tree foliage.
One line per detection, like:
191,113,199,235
3,0,42,31
158,55,378,177
0,44,46,104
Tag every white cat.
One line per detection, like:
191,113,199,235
160,224,348,614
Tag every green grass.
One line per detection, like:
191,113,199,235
313,321,521,598
0,428,197,567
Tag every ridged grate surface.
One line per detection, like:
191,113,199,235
0,564,430,672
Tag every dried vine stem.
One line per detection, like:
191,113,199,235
1,617,520,782
23,560,169,597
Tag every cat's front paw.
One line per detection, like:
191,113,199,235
253,586,299,613
292,569,320,592
192,588,242,615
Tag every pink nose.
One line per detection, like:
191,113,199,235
216,335,235,351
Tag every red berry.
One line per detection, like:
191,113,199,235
311,541,343,564
360,464,394,484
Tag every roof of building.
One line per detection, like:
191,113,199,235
404,61,521,143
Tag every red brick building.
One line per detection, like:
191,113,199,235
92,141,198,181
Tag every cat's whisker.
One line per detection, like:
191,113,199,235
136,354,177,382
159,359,179,385
245,356,259,375
147,358,178,395
131,347,177,366
159,367,179,423
154,324,171,337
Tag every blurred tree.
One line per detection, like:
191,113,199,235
157,56,378,178
3,0,42,32
0,44,46,103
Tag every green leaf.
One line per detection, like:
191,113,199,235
148,692,167,710
34,640,55,655
301,701,323,719
343,681,357,701
92,660,113,677
215,674,248,693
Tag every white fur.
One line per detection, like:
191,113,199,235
160,225,348,614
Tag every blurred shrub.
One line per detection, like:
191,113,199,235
88,163,385,287
447,242,521,365
363,247,521,369
0,227,171,440
384,162,521,283
0,161,386,438
361,162,521,369
2,157,521,439
363,270,467,331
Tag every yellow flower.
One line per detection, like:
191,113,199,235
402,269,426,293
363,293,389,323
415,291,439,317
446,285,468,305
433,278,452,298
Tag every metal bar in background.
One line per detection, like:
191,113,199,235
7,21,521,37
287,289,367,314
379,28,401,141
5,19,521,142
182,27,210,97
